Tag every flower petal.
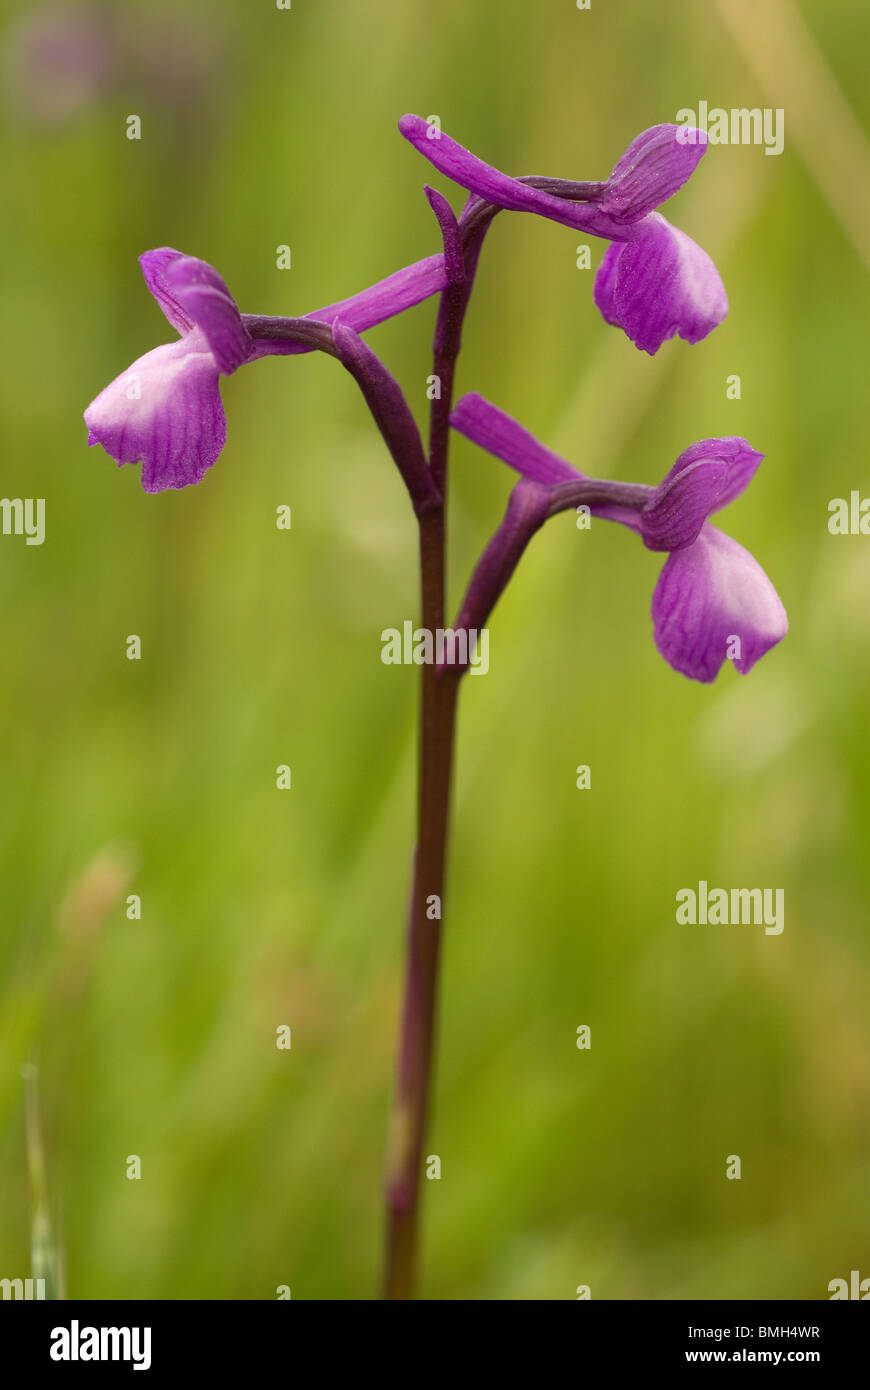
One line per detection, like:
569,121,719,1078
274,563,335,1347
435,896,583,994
450,394,648,533
651,523,787,682
593,212,728,354
246,254,449,358
450,393,578,485
84,334,227,492
309,253,449,334
641,438,764,551
161,253,251,374
599,125,708,225
398,114,629,240
593,242,622,326
139,248,196,335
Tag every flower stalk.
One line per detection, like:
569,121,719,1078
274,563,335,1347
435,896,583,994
382,199,495,1300
83,114,787,1300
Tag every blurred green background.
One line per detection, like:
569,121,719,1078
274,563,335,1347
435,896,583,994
1,0,868,1300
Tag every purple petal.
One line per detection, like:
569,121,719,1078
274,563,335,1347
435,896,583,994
139,248,195,335
450,393,579,485
308,254,449,334
398,114,629,241
84,333,226,492
651,524,787,682
593,213,728,355
593,242,622,326
161,253,251,375
450,393,644,532
599,125,707,224
247,254,449,358
641,438,764,551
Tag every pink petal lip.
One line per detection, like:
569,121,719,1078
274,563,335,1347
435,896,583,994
83,333,227,493
594,213,728,355
652,524,788,682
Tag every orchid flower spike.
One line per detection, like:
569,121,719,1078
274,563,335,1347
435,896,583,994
85,247,448,493
450,393,787,683
398,115,728,355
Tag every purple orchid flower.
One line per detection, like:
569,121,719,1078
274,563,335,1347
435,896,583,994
84,247,448,493
83,112,788,1303
450,393,787,683
593,212,728,355
398,114,728,355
